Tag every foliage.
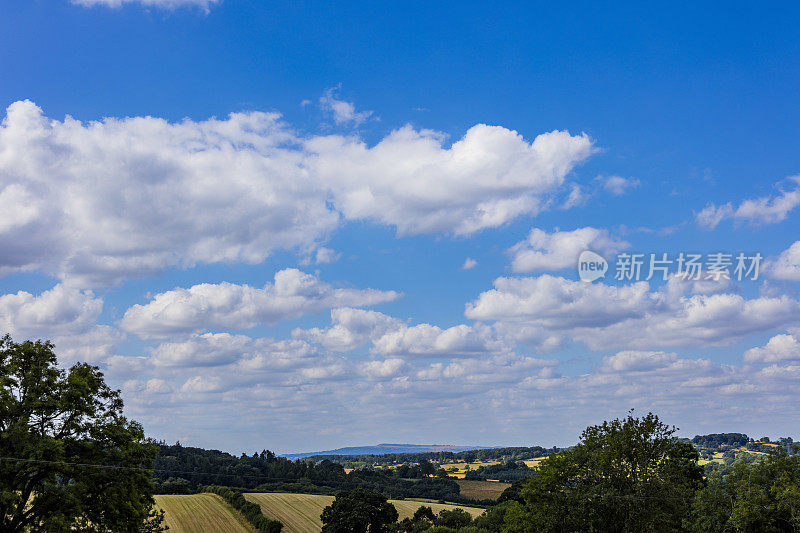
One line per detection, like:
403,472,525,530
689,448,800,532
463,462,534,482
504,411,703,533
306,447,556,469
154,444,465,502
0,335,165,532
320,488,399,533
691,433,751,448
433,509,473,530
203,485,282,533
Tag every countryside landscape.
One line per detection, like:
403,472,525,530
3,0,800,531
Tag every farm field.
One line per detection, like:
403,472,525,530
244,493,485,533
456,479,511,501
155,493,256,533
439,460,501,478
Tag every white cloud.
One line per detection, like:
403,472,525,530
466,274,800,351
0,284,102,337
314,247,342,265
72,0,220,12
744,334,800,363
508,227,629,273
371,322,511,358
151,332,318,368
180,375,223,394
124,378,171,395
465,275,658,328
696,203,735,230
600,175,640,196
120,269,399,338
461,257,478,270
560,183,586,209
0,101,593,287
0,284,124,364
319,87,374,126
361,358,407,380
601,351,678,372
306,125,594,237
294,307,511,359
293,308,403,352
696,176,800,229
769,241,800,281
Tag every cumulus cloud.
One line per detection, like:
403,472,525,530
0,285,123,363
120,269,399,338
601,351,678,372
461,257,478,270
465,275,659,328
151,332,318,368
293,308,403,352
743,334,800,363
0,284,102,337
371,322,511,358
508,227,629,273
319,87,374,126
107,320,800,450
466,274,800,351
361,358,407,380
600,175,640,196
0,101,593,287
294,307,511,358
72,0,220,12
696,176,800,229
306,125,594,237
769,241,800,281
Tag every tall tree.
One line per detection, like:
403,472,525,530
504,411,703,533
0,335,165,532
690,447,800,532
321,488,399,533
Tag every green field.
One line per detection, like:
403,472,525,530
155,493,256,533
455,479,511,501
244,493,485,533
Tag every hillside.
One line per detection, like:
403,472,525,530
155,493,256,533
244,493,485,533
283,444,491,459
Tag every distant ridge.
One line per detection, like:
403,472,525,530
282,443,492,459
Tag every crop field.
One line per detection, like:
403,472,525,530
155,493,256,533
439,460,502,478
244,493,485,533
455,479,511,501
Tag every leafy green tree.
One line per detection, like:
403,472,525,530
434,509,472,530
470,501,516,532
321,488,399,533
418,459,436,477
504,411,703,533
391,506,435,533
0,336,165,532
690,448,800,532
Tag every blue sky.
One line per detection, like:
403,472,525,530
1,0,800,453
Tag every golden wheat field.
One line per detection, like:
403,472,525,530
155,493,257,533
244,492,485,533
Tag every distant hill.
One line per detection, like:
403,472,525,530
282,443,491,459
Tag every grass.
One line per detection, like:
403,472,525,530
244,493,485,533
155,493,257,533
455,479,511,501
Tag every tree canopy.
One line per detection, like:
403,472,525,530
321,488,399,533
690,447,800,532
0,335,164,532
504,411,703,533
